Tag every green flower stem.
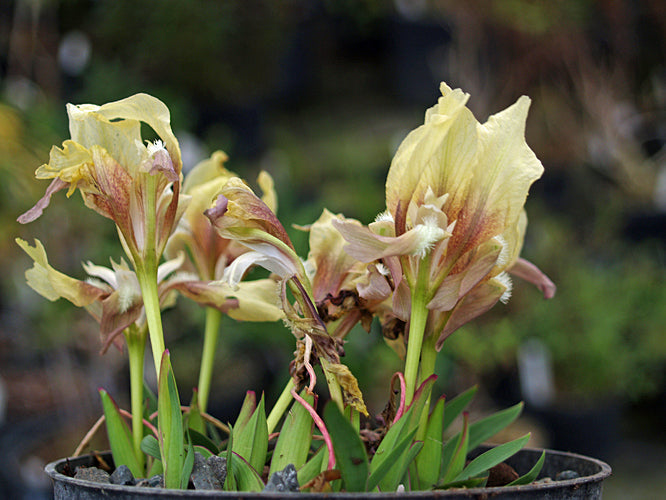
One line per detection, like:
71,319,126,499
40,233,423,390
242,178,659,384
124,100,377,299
134,173,166,377
124,324,147,472
403,256,432,406
266,377,297,434
136,262,166,377
197,307,222,414
415,334,438,441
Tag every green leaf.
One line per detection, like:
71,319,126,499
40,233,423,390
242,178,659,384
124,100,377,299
323,401,368,492
224,425,237,491
193,445,214,459
99,389,143,477
415,396,445,488
508,450,545,486
371,376,435,492
442,386,477,433
147,457,163,477
366,425,418,491
232,393,268,474
440,412,469,485
467,402,523,450
143,380,158,418
187,389,206,435
297,444,327,486
270,390,314,475
436,476,487,489
455,434,530,481
402,441,424,490
229,452,265,492
158,351,185,489
234,391,257,435
180,435,195,489
140,434,162,460
188,428,219,456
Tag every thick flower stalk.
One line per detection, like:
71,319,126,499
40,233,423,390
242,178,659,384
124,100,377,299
334,83,556,404
164,151,283,412
17,94,188,375
204,179,368,421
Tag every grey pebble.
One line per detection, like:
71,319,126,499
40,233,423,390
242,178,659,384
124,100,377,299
207,455,227,487
136,474,164,488
191,452,222,490
110,464,136,486
74,466,111,484
556,470,580,481
263,464,299,492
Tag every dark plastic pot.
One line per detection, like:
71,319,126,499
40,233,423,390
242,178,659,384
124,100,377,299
45,446,611,499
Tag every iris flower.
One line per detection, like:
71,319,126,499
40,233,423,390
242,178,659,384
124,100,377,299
17,94,189,374
15,238,221,353
205,181,367,416
334,83,555,402
17,94,187,266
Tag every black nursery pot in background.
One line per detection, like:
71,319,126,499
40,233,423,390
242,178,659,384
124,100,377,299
45,446,611,500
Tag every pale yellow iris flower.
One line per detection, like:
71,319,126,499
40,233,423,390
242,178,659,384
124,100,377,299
18,93,188,266
334,83,555,350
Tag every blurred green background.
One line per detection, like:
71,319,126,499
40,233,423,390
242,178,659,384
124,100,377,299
1,0,665,497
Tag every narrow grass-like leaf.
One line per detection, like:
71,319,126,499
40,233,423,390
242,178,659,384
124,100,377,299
158,351,184,489
467,402,523,450
323,401,368,492
147,457,163,477
371,376,434,492
181,434,195,489
233,393,268,474
441,386,477,432
99,389,143,477
230,452,265,492
455,433,530,481
224,425,236,491
508,450,546,486
399,441,423,491
366,425,418,491
234,391,257,435
270,390,314,474
436,477,487,489
440,412,469,485
297,444,327,486
415,396,445,488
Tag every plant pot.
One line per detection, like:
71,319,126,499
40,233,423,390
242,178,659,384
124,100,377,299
45,446,611,499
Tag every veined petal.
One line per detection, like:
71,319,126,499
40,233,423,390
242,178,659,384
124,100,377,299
16,238,107,306
69,93,182,174
205,177,293,249
434,279,507,350
333,217,450,262
222,248,299,288
182,150,233,194
508,257,556,299
386,84,471,231
307,210,361,302
449,96,543,257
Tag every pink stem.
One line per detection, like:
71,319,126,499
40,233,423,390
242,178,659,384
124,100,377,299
291,389,335,469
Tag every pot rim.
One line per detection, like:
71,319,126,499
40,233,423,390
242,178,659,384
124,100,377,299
45,446,612,496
